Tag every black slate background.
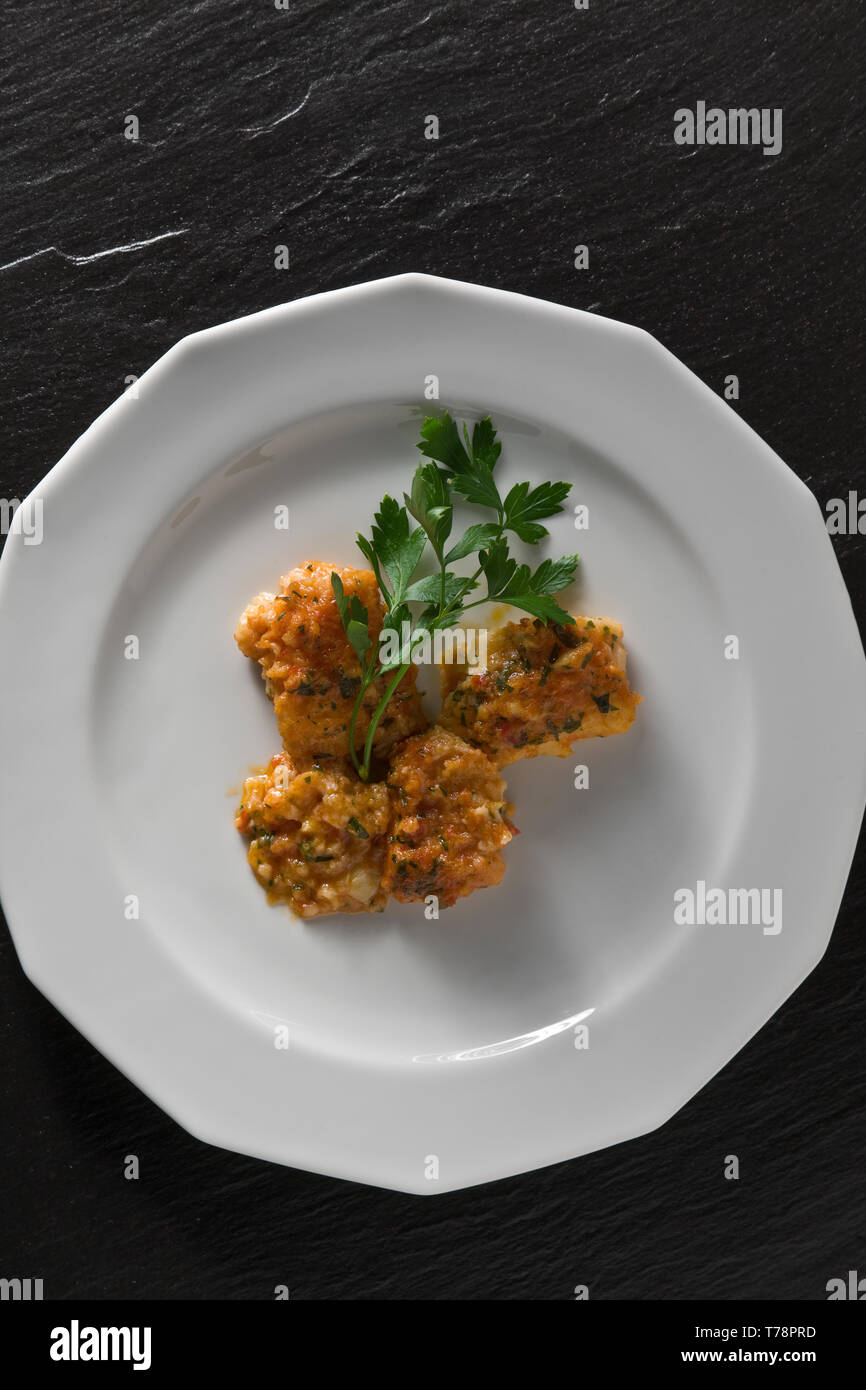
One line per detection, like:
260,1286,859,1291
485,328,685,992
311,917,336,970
1,0,864,1301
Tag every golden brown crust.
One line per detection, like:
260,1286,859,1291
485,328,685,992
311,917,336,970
236,753,391,917
381,726,515,908
235,561,428,762
439,616,641,765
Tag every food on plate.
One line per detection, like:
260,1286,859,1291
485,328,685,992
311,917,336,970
235,753,391,916
234,728,516,916
382,725,515,907
234,560,427,762
234,410,640,919
439,615,641,764
312,412,582,782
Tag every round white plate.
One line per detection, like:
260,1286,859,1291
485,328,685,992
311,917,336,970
1,274,863,1193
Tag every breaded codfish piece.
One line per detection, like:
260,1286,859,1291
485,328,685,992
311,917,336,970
235,560,428,762
236,752,391,917
439,616,640,766
382,725,516,908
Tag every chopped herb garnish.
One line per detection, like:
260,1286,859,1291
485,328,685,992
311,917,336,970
299,838,334,863
592,693,617,714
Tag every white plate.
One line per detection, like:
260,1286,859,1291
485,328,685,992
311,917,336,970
1,274,864,1194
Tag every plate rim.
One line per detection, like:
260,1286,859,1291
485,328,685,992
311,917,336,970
1,272,864,1194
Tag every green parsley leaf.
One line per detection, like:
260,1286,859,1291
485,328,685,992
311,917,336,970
471,417,502,472
330,573,372,666
496,589,575,625
478,537,517,596
403,573,478,606
405,462,452,558
480,545,579,625
449,462,502,512
443,522,501,564
365,495,427,603
523,553,580,595
354,532,389,599
419,411,503,514
503,480,572,544
416,412,471,474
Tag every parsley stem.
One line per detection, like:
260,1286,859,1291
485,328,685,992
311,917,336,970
359,662,410,781
348,664,379,777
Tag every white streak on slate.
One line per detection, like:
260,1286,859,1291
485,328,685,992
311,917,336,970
0,229,190,273
241,83,316,137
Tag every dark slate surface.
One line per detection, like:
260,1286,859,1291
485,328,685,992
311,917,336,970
1,0,863,1300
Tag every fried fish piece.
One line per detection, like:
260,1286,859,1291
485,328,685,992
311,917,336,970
382,725,516,909
235,560,428,762
236,752,391,917
439,616,640,766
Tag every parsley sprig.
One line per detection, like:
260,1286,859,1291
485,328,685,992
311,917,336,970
417,413,572,543
332,412,578,779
